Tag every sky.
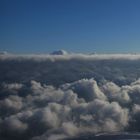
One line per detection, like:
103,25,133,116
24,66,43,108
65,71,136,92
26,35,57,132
0,0,140,53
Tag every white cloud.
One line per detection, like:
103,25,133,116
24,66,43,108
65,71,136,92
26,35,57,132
1,53,140,139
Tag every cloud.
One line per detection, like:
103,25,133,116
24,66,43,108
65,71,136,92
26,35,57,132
1,53,140,61
1,54,140,139
61,78,107,101
2,83,23,94
0,95,23,117
0,78,140,140
2,117,28,133
1,53,140,87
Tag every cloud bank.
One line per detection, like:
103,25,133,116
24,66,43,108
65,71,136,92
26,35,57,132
1,53,140,86
1,53,140,139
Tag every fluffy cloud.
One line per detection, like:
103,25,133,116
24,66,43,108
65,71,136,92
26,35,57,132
1,54,140,140
1,78,140,140
61,79,107,101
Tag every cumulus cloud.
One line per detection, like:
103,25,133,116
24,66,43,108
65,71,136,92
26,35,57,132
1,78,140,140
1,54,140,140
2,117,28,133
61,78,107,101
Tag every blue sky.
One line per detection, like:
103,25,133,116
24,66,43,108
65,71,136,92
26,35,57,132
0,0,140,53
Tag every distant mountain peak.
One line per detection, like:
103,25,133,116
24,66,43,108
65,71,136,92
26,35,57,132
0,51,8,55
50,50,68,55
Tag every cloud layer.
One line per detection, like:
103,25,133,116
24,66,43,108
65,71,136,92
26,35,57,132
1,53,140,86
1,54,140,140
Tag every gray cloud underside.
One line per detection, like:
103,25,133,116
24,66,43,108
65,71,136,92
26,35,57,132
1,54,140,86
1,54,140,140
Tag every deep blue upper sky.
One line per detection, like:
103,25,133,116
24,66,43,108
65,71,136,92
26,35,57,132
0,0,140,53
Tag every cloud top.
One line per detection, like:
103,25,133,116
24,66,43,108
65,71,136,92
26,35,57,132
1,53,140,61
